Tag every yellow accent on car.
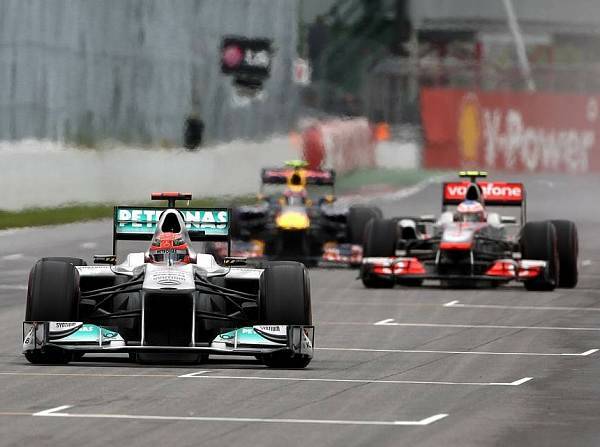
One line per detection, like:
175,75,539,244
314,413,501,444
275,211,310,230
459,170,488,178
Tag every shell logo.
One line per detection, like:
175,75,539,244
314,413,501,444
457,93,482,163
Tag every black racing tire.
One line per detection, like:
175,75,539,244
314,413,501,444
230,207,243,239
398,279,424,287
550,220,579,288
361,219,397,288
520,221,559,291
259,261,312,368
25,259,81,364
347,206,382,244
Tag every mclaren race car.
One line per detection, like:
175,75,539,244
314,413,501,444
360,171,579,290
213,160,381,267
23,192,314,367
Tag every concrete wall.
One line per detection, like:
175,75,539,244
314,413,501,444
0,0,299,145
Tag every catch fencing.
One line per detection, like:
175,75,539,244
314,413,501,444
0,0,298,145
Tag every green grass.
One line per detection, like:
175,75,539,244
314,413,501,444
0,169,446,230
0,196,255,231
336,168,447,194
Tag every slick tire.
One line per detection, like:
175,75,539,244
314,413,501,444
520,221,559,291
347,206,383,244
25,259,81,364
550,220,579,288
361,219,397,288
259,262,312,368
230,207,243,240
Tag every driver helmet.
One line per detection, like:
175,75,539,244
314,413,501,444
456,200,486,223
283,187,307,206
148,232,192,264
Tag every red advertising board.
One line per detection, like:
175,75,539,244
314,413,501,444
421,87,600,173
301,118,376,174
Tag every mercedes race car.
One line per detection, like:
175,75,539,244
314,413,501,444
23,192,314,367
360,171,579,290
212,160,381,267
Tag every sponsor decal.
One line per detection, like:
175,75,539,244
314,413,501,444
483,108,593,173
458,93,482,163
421,88,600,173
115,208,229,235
151,270,187,286
444,182,523,202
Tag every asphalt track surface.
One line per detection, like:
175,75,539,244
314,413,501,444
0,173,599,446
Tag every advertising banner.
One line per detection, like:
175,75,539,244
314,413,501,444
421,88,600,173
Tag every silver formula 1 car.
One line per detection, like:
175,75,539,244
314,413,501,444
23,192,313,367
360,172,579,291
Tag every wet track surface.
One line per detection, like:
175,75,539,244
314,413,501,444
1,173,599,446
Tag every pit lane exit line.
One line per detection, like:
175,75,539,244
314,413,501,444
444,300,600,312
179,371,533,387
30,405,449,427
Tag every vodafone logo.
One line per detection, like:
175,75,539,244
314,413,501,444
445,182,523,201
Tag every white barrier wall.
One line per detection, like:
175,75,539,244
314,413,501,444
1,134,419,211
1,139,298,210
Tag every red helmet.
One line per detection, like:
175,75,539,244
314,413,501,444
148,232,192,264
456,200,486,223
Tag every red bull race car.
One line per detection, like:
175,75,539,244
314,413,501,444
360,171,579,290
212,161,381,267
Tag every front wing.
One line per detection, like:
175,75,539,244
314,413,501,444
361,257,547,284
23,322,314,358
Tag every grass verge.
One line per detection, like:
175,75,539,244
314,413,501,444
0,169,445,230
0,196,254,231
336,168,447,194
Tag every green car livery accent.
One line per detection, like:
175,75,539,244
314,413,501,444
115,207,229,237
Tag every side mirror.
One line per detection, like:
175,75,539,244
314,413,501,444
500,216,517,224
419,214,436,223
93,255,117,265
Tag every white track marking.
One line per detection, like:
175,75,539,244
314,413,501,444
0,285,27,290
444,300,600,312
179,372,532,387
80,242,97,249
178,371,209,378
33,405,73,416
1,253,23,261
374,318,396,325
582,259,592,267
30,405,448,426
320,319,600,331
319,321,600,331
443,300,459,307
0,372,176,378
316,347,599,357
339,175,446,205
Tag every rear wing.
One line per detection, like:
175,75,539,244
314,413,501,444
261,168,336,186
113,206,230,254
442,181,527,221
